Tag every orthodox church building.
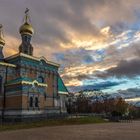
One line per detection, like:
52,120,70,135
0,9,68,121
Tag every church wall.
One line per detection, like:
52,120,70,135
0,66,61,118
5,83,23,111
6,84,22,93
5,95,22,109
45,98,54,107
22,95,28,109
0,65,19,111
22,95,46,110
0,65,6,96
21,83,47,110
46,72,54,97
21,88,57,109
53,74,58,97
7,67,17,81
0,55,64,119
39,96,46,109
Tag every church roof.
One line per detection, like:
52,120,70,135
6,76,68,94
58,76,69,95
5,53,60,68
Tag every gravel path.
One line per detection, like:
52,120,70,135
0,121,140,140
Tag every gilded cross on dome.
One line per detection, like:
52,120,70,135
20,8,34,36
25,8,29,14
24,8,30,23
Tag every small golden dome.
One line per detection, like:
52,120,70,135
19,22,34,36
0,25,5,46
0,37,5,46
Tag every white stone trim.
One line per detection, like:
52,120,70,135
6,80,48,87
3,110,45,116
0,62,16,67
22,80,48,87
20,53,40,61
59,91,68,95
5,53,60,67
39,56,60,67
5,53,39,61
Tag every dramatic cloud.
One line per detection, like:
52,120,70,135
118,88,140,99
1,0,140,93
97,58,140,78
1,0,140,52
68,81,123,92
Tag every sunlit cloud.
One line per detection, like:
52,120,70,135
1,0,140,95
65,79,83,87
4,35,19,56
125,98,140,102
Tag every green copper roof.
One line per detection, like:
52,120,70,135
6,75,69,94
58,76,68,94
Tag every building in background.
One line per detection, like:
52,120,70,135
0,9,68,121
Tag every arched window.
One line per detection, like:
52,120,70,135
22,35,31,43
40,59,46,65
35,97,39,107
38,76,44,83
29,96,33,107
25,36,28,42
44,93,47,100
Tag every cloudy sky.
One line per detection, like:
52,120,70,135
1,0,140,99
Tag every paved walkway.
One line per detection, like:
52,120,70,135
0,121,140,140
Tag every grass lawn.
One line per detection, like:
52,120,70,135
0,116,107,132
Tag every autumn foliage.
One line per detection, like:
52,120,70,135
66,93,129,117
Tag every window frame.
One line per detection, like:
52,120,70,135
34,96,39,108
29,96,34,108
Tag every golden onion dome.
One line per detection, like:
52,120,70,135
19,22,34,36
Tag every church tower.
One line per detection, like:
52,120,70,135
0,24,5,61
19,8,34,56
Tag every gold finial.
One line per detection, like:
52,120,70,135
24,8,30,23
25,8,29,14
19,8,34,36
